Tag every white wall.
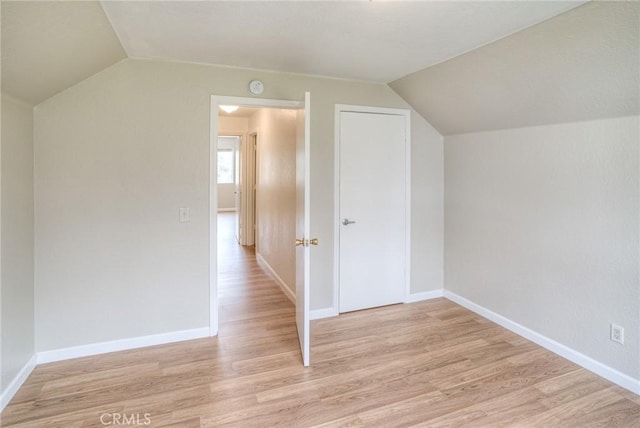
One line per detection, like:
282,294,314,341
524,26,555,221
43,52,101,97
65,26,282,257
34,59,443,352
250,108,297,293
444,116,639,380
1,94,35,393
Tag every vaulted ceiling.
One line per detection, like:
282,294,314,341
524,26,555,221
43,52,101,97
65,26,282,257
1,1,583,105
389,1,640,135
1,1,126,105
2,1,637,135
100,1,583,83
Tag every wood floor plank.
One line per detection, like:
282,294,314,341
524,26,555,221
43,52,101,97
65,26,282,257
518,388,632,427
567,396,640,428
157,417,201,428
2,212,637,427
359,389,484,427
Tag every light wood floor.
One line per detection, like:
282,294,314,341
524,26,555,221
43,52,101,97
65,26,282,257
2,214,638,427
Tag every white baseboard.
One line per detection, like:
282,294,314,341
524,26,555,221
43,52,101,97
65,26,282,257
405,289,444,303
310,307,338,320
1,354,37,412
443,290,640,395
255,252,295,304
217,208,236,212
37,327,210,365
310,290,443,321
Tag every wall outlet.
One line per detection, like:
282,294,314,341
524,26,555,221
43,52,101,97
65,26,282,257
610,323,624,345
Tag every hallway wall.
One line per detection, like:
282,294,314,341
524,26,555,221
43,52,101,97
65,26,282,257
250,108,297,294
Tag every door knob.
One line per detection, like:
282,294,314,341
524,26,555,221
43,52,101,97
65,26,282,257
342,218,356,226
296,238,318,247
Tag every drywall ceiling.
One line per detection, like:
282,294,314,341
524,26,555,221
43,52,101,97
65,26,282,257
389,1,640,135
101,1,584,83
1,1,126,105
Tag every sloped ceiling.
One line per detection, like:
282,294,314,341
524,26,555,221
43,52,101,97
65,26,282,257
1,1,126,105
102,1,582,83
0,1,585,107
389,1,640,136
2,0,632,138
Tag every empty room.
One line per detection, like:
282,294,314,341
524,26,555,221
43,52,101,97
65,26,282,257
1,1,638,426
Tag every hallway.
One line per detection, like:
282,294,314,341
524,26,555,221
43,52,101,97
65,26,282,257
216,212,298,349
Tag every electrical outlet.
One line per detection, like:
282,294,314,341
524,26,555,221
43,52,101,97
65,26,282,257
610,324,624,345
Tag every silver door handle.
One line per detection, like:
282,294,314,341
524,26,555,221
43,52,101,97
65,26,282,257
342,218,356,226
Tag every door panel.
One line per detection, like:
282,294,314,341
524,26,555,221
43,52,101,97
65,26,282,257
295,92,311,366
339,111,406,313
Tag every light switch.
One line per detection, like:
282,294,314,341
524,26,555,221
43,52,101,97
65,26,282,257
179,207,190,223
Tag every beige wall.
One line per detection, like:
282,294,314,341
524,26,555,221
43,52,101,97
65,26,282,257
411,113,444,292
250,108,297,293
218,116,248,135
444,116,639,379
1,94,35,392
33,58,444,352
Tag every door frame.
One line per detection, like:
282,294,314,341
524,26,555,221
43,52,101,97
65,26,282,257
333,104,411,313
210,95,303,336
245,131,258,248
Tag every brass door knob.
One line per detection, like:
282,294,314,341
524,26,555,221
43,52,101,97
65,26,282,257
309,238,319,246
295,238,305,246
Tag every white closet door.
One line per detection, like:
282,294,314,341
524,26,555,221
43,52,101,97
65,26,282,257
339,111,407,313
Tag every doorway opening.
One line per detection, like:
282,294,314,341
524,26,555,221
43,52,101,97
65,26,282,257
210,94,311,365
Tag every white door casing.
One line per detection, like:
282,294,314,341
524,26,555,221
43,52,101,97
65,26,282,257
334,105,411,313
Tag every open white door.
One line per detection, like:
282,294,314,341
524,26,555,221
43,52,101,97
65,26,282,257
295,92,311,366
